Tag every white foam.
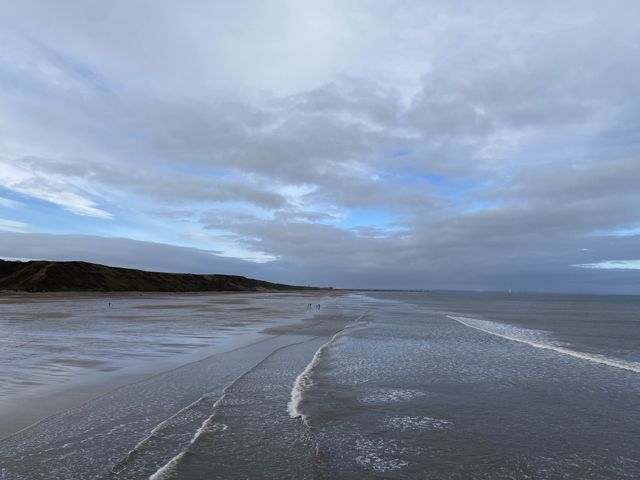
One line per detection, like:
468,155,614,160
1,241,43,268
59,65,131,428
147,374,243,478
386,416,452,431
355,454,408,473
110,394,215,476
148,389,231,478
148,452,185,480
287,333,342,421
287,312,368,423
149,332,335,478
360,388,424,405
141,395,209,448
354,438,409,472
186,387,235,444
206,422,228,432
447,315,640,374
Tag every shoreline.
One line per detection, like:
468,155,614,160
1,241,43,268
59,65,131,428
0,291,336,439
0,330,273,440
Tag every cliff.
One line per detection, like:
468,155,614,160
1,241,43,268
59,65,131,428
0,260,310,292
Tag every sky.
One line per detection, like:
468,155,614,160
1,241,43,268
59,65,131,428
1,0,639,293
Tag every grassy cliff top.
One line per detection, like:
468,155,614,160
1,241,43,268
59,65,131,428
0,260,313,293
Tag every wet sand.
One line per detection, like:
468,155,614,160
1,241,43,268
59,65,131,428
0,291,333,439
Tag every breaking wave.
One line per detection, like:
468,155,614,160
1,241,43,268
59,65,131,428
148,452,186,480
147,334,334,479
447,315,640,374
288,312,368,424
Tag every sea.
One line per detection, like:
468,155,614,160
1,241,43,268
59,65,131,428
0,291,638,479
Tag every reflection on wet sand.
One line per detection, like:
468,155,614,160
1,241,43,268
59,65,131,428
0,291,334,438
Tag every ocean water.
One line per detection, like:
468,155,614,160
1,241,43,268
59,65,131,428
1,291,639,479
293,292,640,479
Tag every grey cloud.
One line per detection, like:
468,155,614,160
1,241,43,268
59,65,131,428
2,1,640,293
0,232,263,278
496,159,640,205
15,156,288,210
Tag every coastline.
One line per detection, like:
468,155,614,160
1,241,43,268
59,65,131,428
0,291,334,439
0,331,273,439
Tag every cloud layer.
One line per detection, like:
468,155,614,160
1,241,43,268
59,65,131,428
1,1,639,293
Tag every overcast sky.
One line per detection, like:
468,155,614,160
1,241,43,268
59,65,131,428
1,1,639,293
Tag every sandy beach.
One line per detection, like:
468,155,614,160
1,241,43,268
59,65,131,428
1,292,639,479
0,291,335,439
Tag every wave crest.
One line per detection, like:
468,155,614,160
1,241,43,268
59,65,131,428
447,315,640,373
288,312,368,424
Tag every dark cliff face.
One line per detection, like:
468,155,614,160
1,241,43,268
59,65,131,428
0,260,309,292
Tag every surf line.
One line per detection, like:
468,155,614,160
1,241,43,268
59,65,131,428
447,315,640,374
288,311,369,425
109,394,213,476
148,333,338,480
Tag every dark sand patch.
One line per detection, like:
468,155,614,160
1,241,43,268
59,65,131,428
1,311,72,319
45,358,111,368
